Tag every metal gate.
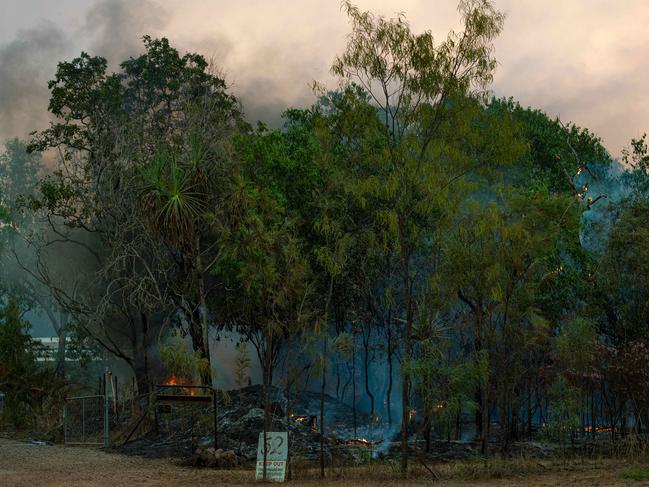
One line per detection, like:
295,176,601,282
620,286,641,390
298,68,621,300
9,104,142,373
63,394,108,446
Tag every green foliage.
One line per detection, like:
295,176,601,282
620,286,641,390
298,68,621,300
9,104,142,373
0,139,42,205
543,375,581,443
139,134,209,245
622,134,649,196
488,98,610,192
621,466,649,481
554,318,596,373
0,298,59,428
596,199,649,343
411,334,481,438
159,331,210,384
13,3,649,453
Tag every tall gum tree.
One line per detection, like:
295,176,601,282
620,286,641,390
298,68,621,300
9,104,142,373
330,0,506,473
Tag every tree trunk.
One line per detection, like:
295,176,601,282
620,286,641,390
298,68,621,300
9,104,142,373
320,274,334,479
481,370,489,454
262,338,273,482
386,324,393,425
363,324,375,417
195,235,212,386
352,341,357,438
399,213,413,476
129,314,152,394
55,311,69,378
320,337,327,478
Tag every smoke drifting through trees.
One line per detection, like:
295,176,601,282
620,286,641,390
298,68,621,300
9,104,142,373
4,1,649,473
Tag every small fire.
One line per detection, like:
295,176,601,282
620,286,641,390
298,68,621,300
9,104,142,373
583,425,615,433
289,414,318,431
409,408,416,421
163,374,197,396
347,438,372,447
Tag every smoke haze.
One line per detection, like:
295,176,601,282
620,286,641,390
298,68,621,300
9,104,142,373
2,0,647,156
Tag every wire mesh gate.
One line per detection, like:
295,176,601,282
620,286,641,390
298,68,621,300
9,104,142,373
63,394,108,446
63,368,113,446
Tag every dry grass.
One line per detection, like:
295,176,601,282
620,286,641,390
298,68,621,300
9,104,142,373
1,438,648,486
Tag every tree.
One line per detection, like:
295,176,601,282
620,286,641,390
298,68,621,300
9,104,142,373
595,199,649,344
487,98,610,194
0,298,57,428
441,188,580,452
27,37,245,387
211,158,312,478
330,0,506,472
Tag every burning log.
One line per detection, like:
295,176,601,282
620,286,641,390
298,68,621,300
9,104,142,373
290,414,318,432
346,438,383,448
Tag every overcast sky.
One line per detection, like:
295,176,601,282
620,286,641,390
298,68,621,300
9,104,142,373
1,0,648,158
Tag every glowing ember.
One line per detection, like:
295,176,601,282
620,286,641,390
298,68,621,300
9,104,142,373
289,414,318,431
583,425,615,433
346,438,372,447
162,374,198,396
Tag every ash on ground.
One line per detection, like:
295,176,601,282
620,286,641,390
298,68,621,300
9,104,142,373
118,385,386,462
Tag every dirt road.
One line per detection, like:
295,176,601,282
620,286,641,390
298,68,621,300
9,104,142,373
0,438,644,486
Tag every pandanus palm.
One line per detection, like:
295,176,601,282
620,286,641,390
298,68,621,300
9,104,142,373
140,134,208,248
139,134,214,383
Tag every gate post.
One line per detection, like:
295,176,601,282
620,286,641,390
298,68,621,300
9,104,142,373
63,401,68,444
213,388,218,450
103,368,110,448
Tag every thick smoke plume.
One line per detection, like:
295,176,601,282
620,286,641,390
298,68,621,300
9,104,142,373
0,24,69,143
0,0,169,144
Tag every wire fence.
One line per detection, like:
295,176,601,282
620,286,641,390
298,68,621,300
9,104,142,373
63,395,106,445
63,370,151,447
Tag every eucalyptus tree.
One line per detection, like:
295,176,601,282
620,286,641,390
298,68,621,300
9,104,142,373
210,147,312,479
330,0,506,471
441,189,581,451
595,199,649,344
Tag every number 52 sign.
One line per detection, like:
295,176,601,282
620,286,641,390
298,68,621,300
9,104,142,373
255,431,288,482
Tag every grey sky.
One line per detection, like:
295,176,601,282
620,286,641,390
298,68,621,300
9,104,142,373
1,0,647,157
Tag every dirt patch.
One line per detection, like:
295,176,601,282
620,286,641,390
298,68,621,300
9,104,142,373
0,438,644,486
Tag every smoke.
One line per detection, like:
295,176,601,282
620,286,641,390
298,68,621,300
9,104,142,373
579,159,633,254
0,0,171,145
0,23,69,143
0,0,172,348
84,0,169,68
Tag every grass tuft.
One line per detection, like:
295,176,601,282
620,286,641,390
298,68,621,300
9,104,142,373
621,466,649,481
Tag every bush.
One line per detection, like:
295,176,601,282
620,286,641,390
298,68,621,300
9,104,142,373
0,297,66,433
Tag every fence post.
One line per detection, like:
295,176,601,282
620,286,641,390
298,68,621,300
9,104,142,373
63,401,68,444
82,397,85,443
213,388,218,450
103,368,110,448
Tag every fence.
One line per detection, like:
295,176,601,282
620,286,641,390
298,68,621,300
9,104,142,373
152,384,218,456
63,369,146,447
63,394,107,446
